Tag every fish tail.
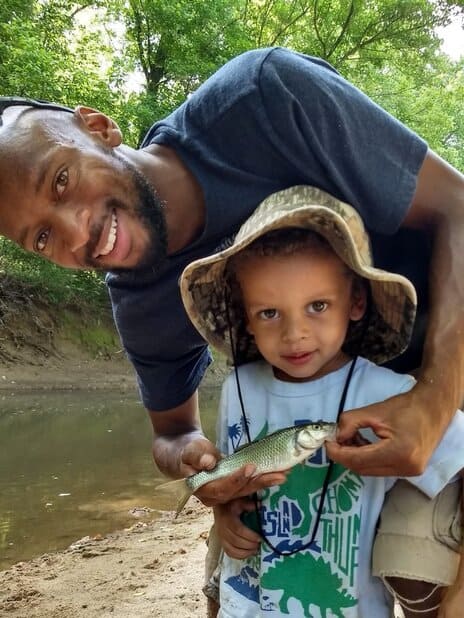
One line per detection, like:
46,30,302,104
156,479,193,517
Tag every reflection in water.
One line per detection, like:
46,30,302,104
0,387,219,570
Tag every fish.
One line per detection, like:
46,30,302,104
157,421,337,515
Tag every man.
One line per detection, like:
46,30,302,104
0,47,463,505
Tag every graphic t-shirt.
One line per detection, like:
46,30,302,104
217,359,464,618
107,47,428,412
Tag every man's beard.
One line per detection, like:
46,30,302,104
86,156,168,273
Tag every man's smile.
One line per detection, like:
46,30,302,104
94,209,118,259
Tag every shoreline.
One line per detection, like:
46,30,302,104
0,351,227,393
0,355,223,617
0,355,137,393
0,499,212,617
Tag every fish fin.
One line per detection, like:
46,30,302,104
156,479,192,517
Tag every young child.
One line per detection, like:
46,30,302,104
180,186,464,618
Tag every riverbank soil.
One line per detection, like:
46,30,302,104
0,499,213,617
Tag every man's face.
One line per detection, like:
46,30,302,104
0,108,167,271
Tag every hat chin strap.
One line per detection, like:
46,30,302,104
225,291,360,555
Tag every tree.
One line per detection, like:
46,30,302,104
106,0,463,160
1,0,463,292
106,0,248,140
232,0,464,166
0,1,117,109
236,0,459,73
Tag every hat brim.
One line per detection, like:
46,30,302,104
181,186,417,366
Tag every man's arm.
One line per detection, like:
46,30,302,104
327,150,464,475
148,390,287,505
405,150,464,420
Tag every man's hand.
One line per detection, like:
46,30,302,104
326,386,450,476
181,437,287,506
149,394,287,505
178,436,220,476
214,498,261,559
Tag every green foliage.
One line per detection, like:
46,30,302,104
2,0,463,148
358,55,464,169
232,0,448,67
0,238,109,307
1,2,114,109
2,0,463,158
227,0,463,170
60,312,120,357
106,0,248,138
1,0,463,309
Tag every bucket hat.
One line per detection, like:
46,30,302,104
181,185,417,365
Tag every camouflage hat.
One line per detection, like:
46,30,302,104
180,185,417,365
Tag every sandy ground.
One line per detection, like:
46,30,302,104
0,499,212,617
0,356,217,618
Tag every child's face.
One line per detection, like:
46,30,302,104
236,248,365,382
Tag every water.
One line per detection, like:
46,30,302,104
0,386,220,570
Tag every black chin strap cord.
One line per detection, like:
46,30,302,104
225,290,359,555
234,354,357,556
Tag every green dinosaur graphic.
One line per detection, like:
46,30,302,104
335,475,363,513
269,463,357,537
263,551,357,617
270,463,344,509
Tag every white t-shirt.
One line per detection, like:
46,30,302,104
217,358,464,618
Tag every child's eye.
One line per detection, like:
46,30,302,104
258,308,279,320
307,301,328,314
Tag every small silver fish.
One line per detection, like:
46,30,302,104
157,421,337,515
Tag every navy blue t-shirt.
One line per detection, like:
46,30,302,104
106,47,428,411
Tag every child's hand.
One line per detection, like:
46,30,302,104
214,498,261,559
181,438,287,506
194,468,288,506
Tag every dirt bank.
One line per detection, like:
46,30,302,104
0,499,212,617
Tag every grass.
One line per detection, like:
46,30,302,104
0,237,120,361
0,237,109,306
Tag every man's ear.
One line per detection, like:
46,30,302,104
350,280,367,322
74,106,122,147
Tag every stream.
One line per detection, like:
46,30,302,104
0,386,219,570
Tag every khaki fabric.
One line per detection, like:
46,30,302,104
373,479,462,586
